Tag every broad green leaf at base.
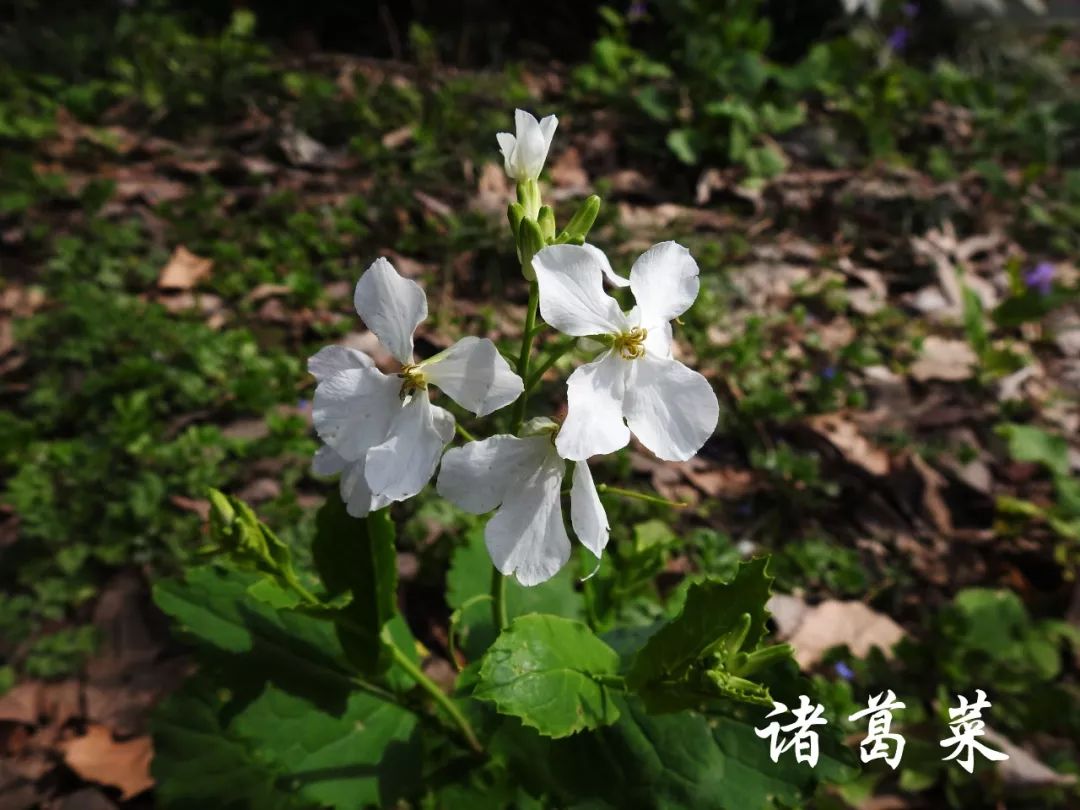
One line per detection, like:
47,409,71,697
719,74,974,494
475,614,622,738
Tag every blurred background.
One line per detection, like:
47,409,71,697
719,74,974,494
0,0,1078,807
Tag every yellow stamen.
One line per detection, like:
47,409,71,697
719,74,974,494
399,364,427,398
612,327,648,360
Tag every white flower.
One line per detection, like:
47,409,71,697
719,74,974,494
437,418,608,586
496,109,558,183
531,242,719,462
310,258,524,516
841,0,882,16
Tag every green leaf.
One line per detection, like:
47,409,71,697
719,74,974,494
474,614,622,738
666,128,701,165
627,558,788,710
154,676,420,809
312,496,398,676
493,697,857,809
153,565,355,713
153,565,425,808
994,287,1077,328
205,489,303,595
997,423,1070,478
153,683,296,810
231,686,420,808
446,526,584,659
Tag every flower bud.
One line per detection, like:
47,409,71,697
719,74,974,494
517,217,546,281
516,179,542,221
507,202,525,239
537,205,556,242
558,195,600,244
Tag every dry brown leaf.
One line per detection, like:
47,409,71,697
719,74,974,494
157,246,213,291
278,127,330,168
0,320,13,357
413,190,452,219
381,125,414,150
982,729,1077,789
807,413,890,476
606,169,653,197
909,336,977,382
245,283,292,304
549,146,589,191
768,595,906,669
909,453,954,535
60,726,153,800
235,477,282,504
169,494,210,521
472,161,513,214
0,683,42,726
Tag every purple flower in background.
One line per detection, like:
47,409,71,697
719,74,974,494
834,661,856,681
902,2,919,18
627,0,648,21
821,365,838,381
887,26,910,52
1024,261,1055,295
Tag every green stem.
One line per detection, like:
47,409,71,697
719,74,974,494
597,483,688,509
526,337,575,391
455,422,477,443
387,633,484,755
510,281,540,431
448,594,494,672
491,565,508,633
491,279,539,635
286,578,482,754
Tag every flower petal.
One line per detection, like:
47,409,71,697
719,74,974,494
437,434,551,514
496,132,517,176
364,394,455,502
353,257,427,364
506,109,552,181
555,351,631,461
533,244,629,337
422,336,523,416
312,367,400,461
584,243,630,288
340,457,393,517
629,241,700,329
624,353,718,461
570,460,609,558
538,114,558,152
308,344,372,382
485,453,571,586
312,444,348,476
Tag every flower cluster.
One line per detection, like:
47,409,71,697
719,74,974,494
308,110,720,585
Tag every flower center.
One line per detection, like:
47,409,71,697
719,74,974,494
612,327,648,360
399,364,428,398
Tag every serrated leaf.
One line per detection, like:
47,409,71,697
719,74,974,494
447,526,584,659
493,697,857,810
231,686,420,808
153,565,355,713
154,678,420,810
626,558,785,711
152,683,298,810
312,496,398,676
474,615,621,738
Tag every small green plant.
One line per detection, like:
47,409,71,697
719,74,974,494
149,108,857,808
